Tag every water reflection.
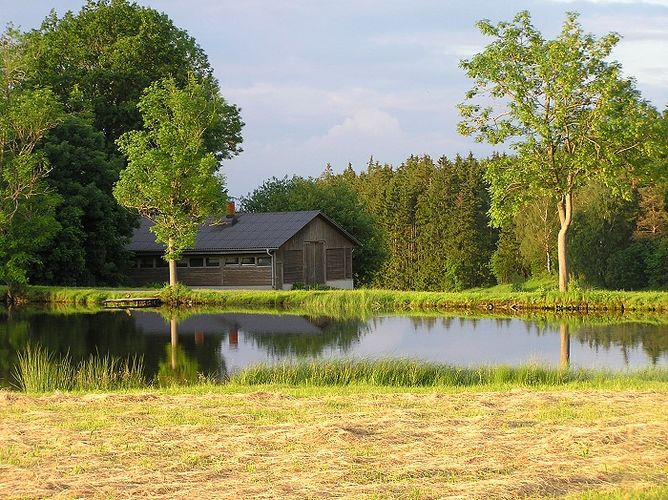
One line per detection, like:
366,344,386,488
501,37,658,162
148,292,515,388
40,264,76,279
560,324,570,368
0,307,667,386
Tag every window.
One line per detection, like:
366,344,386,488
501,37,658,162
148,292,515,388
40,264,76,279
139,256,154,268
189,257,204,267
240,256,255,266
224,256,239,266
206,257,220,267
176,259,188,268
257,256,271,267
156,258,168,268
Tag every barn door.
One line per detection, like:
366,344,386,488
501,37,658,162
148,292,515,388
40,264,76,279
304,241,325,285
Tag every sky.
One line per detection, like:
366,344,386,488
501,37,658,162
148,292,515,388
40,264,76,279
1,0,667,198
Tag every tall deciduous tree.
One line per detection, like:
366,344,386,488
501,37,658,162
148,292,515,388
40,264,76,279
113,75,242,287
25,0,215,145
459,11,659,291
0,30,63,298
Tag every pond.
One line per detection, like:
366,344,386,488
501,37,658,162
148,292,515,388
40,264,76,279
1,307,667,386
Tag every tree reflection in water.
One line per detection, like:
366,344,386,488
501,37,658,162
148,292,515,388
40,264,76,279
228,314,368,357
560,323,570,368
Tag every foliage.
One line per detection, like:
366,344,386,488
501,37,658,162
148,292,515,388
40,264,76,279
24,0,217,145
645,237,668,289
459,11,660,291
0,29,63,294
17,0,239,287
491,223,530,284
569,183,638,287
29,115,136,285
346,155,497,290
114,75,242,274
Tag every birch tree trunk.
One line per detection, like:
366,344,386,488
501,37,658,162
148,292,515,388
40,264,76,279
557,190,574,292
168,238,177,288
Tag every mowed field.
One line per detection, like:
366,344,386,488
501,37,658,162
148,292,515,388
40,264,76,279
1,387,667,499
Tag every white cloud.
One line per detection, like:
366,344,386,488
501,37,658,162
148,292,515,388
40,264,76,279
324,109,402,139
613,40,668,88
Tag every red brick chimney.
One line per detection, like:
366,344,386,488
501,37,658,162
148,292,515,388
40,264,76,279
226,201,236,218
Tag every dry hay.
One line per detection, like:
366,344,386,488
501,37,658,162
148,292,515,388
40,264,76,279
0,388,667,498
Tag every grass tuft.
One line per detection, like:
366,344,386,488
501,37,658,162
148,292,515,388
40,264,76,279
13,345,145,393
229,359,668,388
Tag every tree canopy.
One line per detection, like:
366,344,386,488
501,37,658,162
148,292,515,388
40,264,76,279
0,30,63,296
114,75,242,286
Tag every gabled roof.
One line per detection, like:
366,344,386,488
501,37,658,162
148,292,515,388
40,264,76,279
128,210,358,253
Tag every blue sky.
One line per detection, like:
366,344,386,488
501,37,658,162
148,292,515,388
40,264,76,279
2,0,667,197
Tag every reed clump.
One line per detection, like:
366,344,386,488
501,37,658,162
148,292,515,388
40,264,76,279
229,359,668,387
13,345,145,393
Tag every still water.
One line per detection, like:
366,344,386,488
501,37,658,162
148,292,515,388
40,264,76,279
1,308,667,385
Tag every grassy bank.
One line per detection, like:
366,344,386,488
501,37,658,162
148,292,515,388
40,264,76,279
229,359,668,389
11,347,668,393
8,282,668,313
1,385,667,498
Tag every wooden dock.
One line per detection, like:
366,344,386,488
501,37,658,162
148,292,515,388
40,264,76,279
102,297,162,308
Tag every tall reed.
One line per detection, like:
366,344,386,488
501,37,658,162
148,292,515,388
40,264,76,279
13,345,74,392
13,345,146,393
229,359,668,387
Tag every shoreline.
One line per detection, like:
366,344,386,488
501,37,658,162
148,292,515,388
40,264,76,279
6,285,668,314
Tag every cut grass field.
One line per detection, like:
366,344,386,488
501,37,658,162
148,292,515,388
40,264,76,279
1,385,667,498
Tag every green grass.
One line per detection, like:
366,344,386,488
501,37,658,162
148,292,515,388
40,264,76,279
10,349,668,394
13,345,145,393
567,484,668,499
10,282,668,313
228,359,668,388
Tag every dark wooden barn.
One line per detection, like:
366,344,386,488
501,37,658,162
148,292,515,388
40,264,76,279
126,211,358,289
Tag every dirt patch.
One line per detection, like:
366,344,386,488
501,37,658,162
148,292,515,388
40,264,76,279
1,389,666,498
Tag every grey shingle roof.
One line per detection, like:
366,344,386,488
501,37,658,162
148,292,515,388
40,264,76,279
128,210,357,253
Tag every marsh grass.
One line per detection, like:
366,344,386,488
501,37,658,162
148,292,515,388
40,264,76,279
13,345,145,393
12,283,668,313
229,359,668,388
13,345,73,393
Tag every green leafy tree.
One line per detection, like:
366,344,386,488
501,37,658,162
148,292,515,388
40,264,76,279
0,30,63,298
491,223,530,285
569,182,637,287
21,0,228,285
114,75,242,287
30,116,135,285
459,11,659,291
25,0,215,145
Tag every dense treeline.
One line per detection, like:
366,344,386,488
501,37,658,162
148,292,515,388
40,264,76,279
1,2,666,293
243,153,668,291
242,155,500,289
0,0,239,289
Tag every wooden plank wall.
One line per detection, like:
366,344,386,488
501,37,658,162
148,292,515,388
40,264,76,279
277,216,355,285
